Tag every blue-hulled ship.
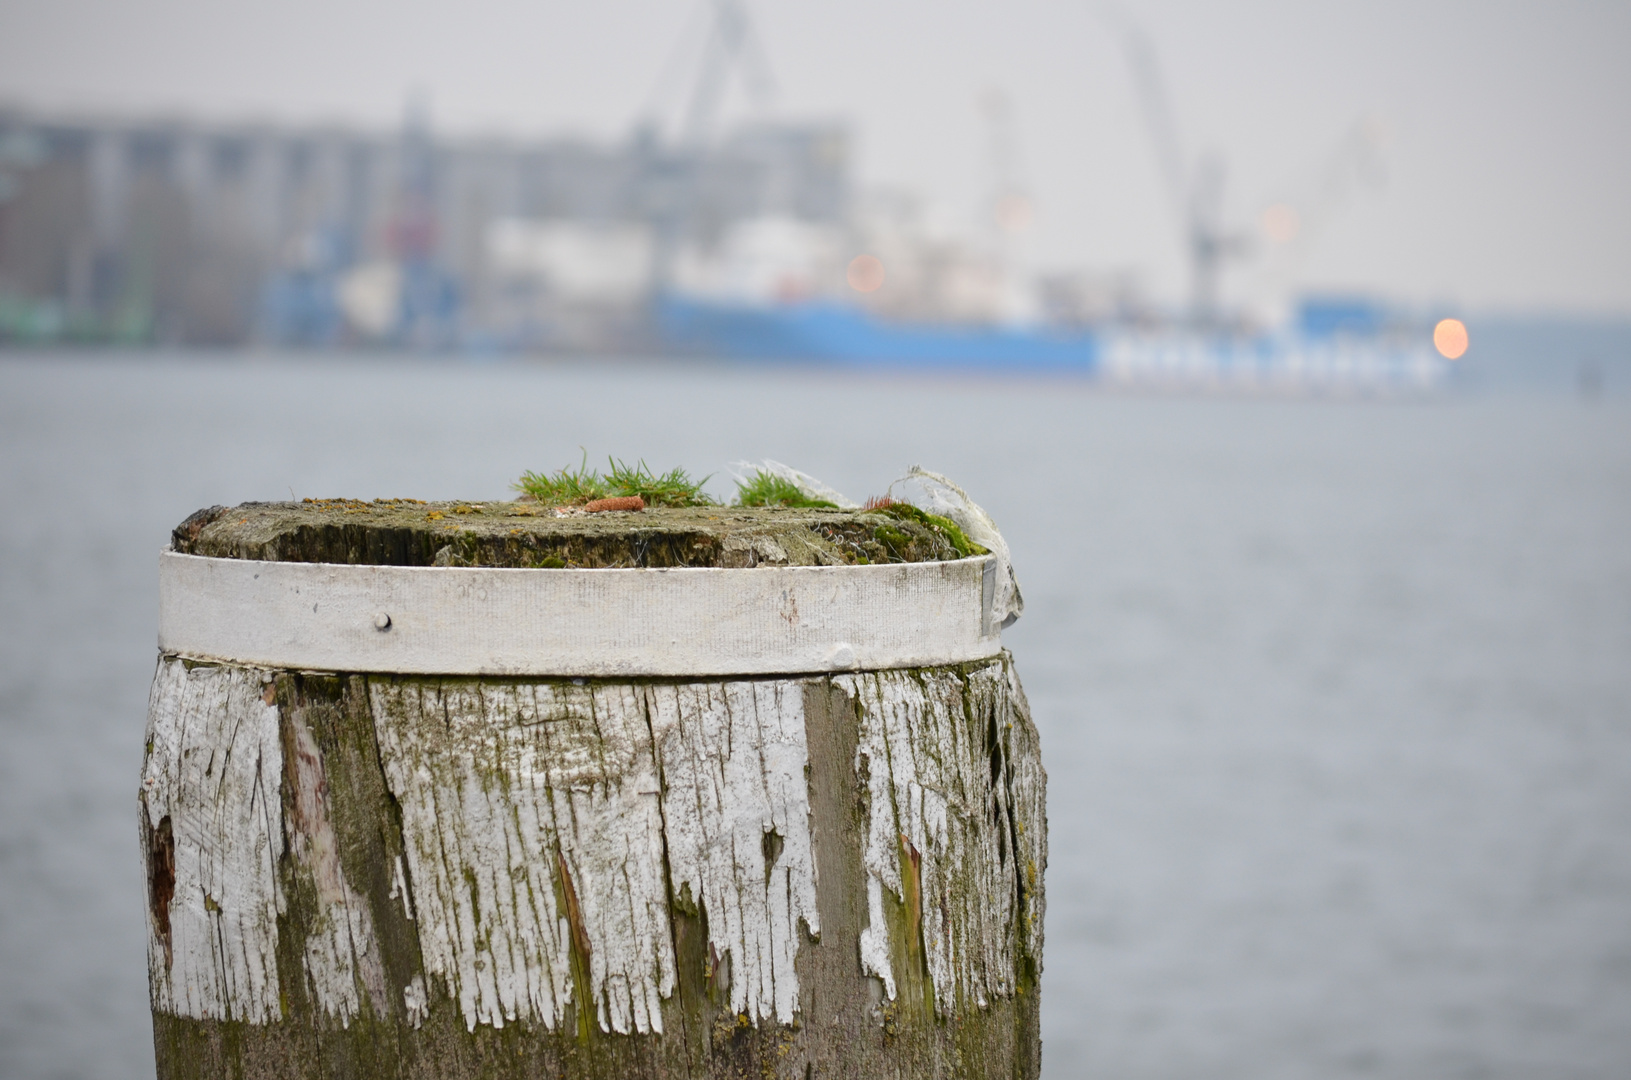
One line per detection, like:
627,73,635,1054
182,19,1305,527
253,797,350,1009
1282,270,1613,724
655,292,1450,393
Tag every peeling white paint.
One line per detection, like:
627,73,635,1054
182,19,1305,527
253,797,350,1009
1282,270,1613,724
1003,660,1048,968
404,974,429,1028
859,874,896,1000
648,681,820,1025
839,660,1044,1015
372,677,823,1034
369,679,675,1034
141,658,284,1022
389,854,414,920
142,653,1042,1034
286,714,389,1024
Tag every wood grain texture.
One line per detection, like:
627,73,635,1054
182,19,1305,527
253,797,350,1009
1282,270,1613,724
141,654,1046,1079
141,660,284,1022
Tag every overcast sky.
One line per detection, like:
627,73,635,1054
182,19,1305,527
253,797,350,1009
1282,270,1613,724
2,0,1627,315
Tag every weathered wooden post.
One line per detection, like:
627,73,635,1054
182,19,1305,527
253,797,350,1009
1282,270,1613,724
141,493,1045,1078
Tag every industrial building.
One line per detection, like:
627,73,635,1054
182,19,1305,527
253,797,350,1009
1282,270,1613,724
0,102,850,349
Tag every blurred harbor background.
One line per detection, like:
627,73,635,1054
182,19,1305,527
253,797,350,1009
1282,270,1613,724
0,1,1625,388
1,1,1629,1078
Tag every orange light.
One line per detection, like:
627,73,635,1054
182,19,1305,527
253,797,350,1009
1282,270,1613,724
1260,202,1300,244
1433,318,1468,360
847,254,885,293
995,193,1033,233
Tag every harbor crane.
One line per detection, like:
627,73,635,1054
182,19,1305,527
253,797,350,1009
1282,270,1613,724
1100,7,1390,327
680,0,775,145
636,0,774,146
1101,6,1250,327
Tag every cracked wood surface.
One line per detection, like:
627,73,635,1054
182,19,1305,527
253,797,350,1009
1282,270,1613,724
141,654,1045,1079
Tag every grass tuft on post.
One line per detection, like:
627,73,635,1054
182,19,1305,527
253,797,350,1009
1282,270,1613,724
733,471,839,509
515,455,715,508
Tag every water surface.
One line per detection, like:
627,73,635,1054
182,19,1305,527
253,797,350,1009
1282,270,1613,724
1,352,1627,1078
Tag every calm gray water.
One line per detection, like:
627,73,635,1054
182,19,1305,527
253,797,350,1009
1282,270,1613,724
2,352,1628,1079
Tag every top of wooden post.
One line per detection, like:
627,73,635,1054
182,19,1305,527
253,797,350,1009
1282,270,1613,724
170,499,987,569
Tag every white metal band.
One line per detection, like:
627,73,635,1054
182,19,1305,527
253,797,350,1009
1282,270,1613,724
158,550,1002,677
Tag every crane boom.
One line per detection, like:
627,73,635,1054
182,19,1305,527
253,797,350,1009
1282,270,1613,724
681,0,774,146
1099,4,1249,326
1101,6,1186,216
